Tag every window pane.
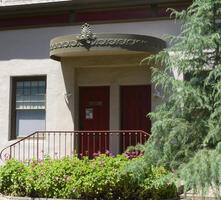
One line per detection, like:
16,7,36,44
24,81,31,87
31,95,44,102
16,110,45,137
16,96,23,101
16,102,23,109
31,87,38,95
30,102,38,109
31,81,38,87
38,87,46,94
39,81,45,87
16,82,23,88
24,88,30,95
37,102,45,109
23,96,30,101
16,89,23,95
23,102,31,109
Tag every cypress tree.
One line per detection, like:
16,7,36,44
143,0,221,197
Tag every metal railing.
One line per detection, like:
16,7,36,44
0,130,150,162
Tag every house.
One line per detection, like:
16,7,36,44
0,0,191,162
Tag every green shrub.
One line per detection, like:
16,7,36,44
0,154,177,199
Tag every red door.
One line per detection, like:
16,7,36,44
79,87,109,157
121,85,151,150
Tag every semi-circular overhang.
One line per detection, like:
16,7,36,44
50,26,166,61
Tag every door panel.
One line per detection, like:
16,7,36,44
79,87,109,157
121,85,151,150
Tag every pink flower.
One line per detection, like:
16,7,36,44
18,167,22,171
98,161,105,165
167,182,171,185
66,176,70,182
159,168,163,171
123,153,128,158
113,168,117,172
30,176,34,180
105,150,110,155
71,163,75,166
115,161,119,164
31,164,35,168
72,190,76,193
55,176,59,180
41,149,44,153
109,153,113,157
93,153,98,157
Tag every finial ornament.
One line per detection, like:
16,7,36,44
77,23,96,44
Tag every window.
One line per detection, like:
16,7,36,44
11,77,46,138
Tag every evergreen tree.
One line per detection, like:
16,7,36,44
143,0,221,197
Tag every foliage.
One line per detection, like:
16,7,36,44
0,154,177,199
141,0,221,197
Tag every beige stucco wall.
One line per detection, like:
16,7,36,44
0,19,181,156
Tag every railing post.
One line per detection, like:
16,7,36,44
75,133,78,156
123,132,125,152
65,132,67,157
9,146,12,160
59,133,61,159
23,140,25,162
70,132,72,157
19,142,20,162
37,132,39,161
53,132,55,159
140,131,143,144
99,132,101,153
81,133,84,157
93,133,95,155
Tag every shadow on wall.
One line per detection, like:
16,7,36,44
0,26,80,60
60,61,76,128
0,20,181,60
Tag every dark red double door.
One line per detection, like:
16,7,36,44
79,85,151,156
